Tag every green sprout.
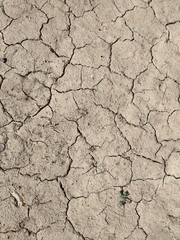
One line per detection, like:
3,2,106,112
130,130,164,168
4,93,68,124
119,189,132,206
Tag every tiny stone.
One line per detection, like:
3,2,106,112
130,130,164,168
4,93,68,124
2,58,7,63
0,143,5,152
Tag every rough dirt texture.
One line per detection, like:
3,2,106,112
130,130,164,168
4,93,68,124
0,0,180,239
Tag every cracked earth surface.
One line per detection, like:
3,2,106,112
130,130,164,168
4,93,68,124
0,0,180,239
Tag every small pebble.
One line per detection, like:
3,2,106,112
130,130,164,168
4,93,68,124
0,143,5,152
2,58,7,63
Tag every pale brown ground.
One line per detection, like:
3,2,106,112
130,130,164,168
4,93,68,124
0,0,180,239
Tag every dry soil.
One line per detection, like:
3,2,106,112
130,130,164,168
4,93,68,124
0,0,180,239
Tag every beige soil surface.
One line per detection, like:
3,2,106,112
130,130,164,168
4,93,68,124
0,0,180,239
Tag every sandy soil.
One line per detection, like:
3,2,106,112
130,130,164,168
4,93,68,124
0,0,180,239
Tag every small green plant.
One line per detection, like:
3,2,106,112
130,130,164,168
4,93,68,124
119,189,132,206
